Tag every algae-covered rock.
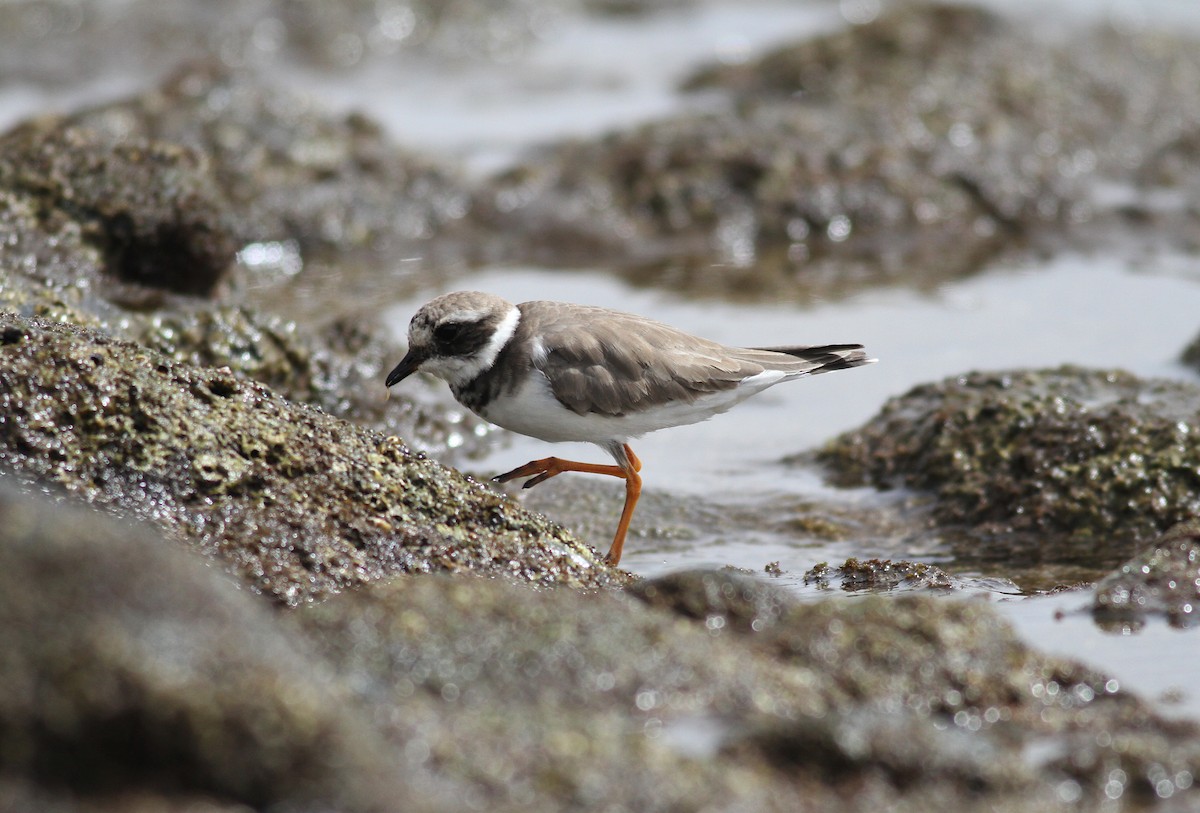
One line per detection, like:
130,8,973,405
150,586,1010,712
0,311,623,602
818,367,1200,568
804,557,954,592
0,479,433,812
626,567,794,633
1094,520,1200,628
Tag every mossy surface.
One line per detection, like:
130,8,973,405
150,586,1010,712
819,367,1200,568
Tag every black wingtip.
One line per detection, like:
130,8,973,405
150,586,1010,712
755,343,875,373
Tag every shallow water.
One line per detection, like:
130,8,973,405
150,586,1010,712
1003,594,1200,719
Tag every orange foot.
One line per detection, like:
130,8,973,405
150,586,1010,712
494,444,643,566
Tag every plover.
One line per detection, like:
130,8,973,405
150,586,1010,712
385,291,874,565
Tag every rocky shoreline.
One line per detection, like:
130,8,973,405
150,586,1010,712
3,2,1200,810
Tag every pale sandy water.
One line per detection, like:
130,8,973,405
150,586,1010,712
288,1,846,175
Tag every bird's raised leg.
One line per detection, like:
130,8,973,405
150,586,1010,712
494,443,642,566
604,445,641,566
494,457,626,488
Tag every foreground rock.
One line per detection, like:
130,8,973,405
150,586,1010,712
0,480,429,813
0,312,622,601
5,472,1200,811
818,367,1200,573
302,569,1200,811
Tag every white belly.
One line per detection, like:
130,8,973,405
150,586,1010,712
477,368,790,445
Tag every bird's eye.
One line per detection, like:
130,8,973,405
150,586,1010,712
433,322,464,343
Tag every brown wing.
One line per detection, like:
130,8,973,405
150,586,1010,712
520,301,767,417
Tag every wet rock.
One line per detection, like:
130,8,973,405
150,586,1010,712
301,570,1200,811
0,479,430,812
0,123,236,298
130,303,487,456
804,557,954,592
64,62,474,272
0,188,109,325
817,367,1200,570
694,3,1200,233
4,469,1198,812
300,574,802,812
685,4,1006,101
740,707,1027,792
0,311,624,603
9,62,483,318
626,568,793,633
482,4,1200,296
0,77,492,456
0,253,486,460
1094,520,1200,628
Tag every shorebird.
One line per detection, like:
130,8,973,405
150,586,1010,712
385,291,873,565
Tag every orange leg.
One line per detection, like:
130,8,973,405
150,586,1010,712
495,444,642,566
605,456,641,566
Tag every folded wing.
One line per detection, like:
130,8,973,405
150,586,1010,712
523,301,871,417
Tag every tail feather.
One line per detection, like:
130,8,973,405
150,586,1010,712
752,344,876,375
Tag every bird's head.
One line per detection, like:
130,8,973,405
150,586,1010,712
385,291,520,390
